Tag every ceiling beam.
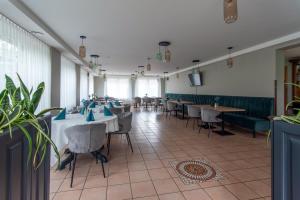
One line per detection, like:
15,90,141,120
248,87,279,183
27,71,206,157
168,31,300,76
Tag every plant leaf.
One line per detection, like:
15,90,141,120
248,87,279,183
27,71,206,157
17,73,30,108
16,124,33,165
5,75,17,96
36,107,62,118
30,82,45,113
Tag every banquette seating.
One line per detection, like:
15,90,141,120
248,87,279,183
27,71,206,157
166,93,274,138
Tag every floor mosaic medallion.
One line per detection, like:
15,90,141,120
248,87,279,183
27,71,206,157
170,159,223,184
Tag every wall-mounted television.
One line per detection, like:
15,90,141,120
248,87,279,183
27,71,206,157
188,72,203,86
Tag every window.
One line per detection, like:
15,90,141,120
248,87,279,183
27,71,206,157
80,68,88,100
60,56,76,109
0,14,51,112
105,76,132,99
135,77,161,97
89,74,94,96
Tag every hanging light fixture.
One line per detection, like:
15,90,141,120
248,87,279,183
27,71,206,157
163,71,169,81
226,47,234,68
156,46,162,61
146,57,151,71
79,35,87,58
138,66,145,76
224,0,238,24
157,41,171,63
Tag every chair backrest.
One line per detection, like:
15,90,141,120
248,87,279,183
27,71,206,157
124,104,131,112
167,101,176,111
201,108,220,123
117,112,132,133
187,105,200,118
134,97,141,104
65,123,107,154
110,107,123,114
154,98,161,105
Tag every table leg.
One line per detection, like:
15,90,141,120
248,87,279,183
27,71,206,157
182,104,185,119
213,112,235,136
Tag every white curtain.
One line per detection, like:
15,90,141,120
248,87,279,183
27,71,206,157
89,74,94,96
80,68,88,100
60,56,76,109
0,14,51,112
135,77,161,97
104,76,132,99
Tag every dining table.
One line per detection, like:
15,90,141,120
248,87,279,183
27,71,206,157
192,104,246,136
168,100,194,119
51,112,119,168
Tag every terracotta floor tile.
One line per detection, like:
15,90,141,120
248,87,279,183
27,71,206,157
225,183,260,200
59,177,86,192
50,111,272,199
128,161,147,171
107,184,132,200
153,178,179,194
130,170,151,182
244,180,271,197
159,192,185,200
173,177,201,191
131,181,157,198
134,196,159,200
145,160,164,169
205,186,238,200
108,172,130,185
53,190,82,200
148,168,171,180
182,189,212,200
80,187,106,200
84,175,107,188
50,179,63,193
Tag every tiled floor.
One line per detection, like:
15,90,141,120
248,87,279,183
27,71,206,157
50,109,271,200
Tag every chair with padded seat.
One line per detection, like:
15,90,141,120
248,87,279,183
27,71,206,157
109,107,123,114
107,112,133,155
186,105,201,130
166,101,179,119
65,123,107,187
199,108,222,137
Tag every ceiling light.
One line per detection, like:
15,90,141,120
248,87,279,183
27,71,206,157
146,57,151,71
224,0,238,24
157,41,171,63
163,71,169,81
227,47,234,68
79,35,87,58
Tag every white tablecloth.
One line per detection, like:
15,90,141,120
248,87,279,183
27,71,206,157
51,113,118,166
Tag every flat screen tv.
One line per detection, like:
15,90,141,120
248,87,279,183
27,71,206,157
188,72,203,86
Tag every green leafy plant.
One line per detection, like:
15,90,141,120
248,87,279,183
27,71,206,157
0,74,61,169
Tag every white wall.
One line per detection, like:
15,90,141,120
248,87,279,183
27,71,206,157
166,47,276,97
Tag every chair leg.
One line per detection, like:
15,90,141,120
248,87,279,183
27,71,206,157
198,121,202,133
126,133,134,153
208,123,211,138
107,134,112,156
192,118,195,130
186,118,189,127
100,155,106,178
70,153,77,188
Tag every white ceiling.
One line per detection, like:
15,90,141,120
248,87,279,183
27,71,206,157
1,0,300,75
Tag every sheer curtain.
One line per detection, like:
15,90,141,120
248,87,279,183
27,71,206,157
80,68,88,100
135,77,161,97
0,14,51,112
89,74,94,96
60,56,76,109
104,76,132,99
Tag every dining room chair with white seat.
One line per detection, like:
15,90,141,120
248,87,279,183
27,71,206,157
198,108,222,137
166,101,179,119
186,105,201,130
107,112,133,155
65,123,107,187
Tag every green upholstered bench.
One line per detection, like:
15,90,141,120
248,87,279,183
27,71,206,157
166,93,274,138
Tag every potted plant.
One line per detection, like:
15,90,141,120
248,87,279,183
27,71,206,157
272,83,300,200
0,74,60,200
